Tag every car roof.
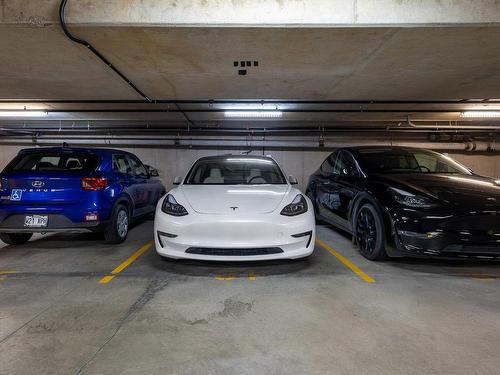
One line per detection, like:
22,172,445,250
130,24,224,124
343,146,437,154
194,154,278,162
18,147,133,155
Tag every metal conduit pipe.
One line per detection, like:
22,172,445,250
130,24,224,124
0,137,495,152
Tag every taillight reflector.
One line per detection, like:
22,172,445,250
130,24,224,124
81,177,108,191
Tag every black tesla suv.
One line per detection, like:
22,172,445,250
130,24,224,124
306,146,500,260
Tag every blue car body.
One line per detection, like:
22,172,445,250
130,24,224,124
0,147,165,234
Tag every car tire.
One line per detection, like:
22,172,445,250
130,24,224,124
104,204,130,244
0,233,33,245
355,203,387,261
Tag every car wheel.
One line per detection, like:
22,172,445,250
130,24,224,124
104,204,129,244
355,203,387,261
0,233,33,245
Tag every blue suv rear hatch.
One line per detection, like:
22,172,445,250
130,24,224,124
0,150,103,226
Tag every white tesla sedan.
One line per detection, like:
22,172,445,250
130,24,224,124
154,155,315,261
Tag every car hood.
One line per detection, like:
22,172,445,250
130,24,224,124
180,185,290,214
374,173,500,207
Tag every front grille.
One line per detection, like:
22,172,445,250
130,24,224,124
186,247,284,256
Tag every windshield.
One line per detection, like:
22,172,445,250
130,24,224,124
4,152,99,173
356,149,471,175
184,157,287,185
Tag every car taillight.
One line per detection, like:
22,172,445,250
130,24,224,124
81,177,108,191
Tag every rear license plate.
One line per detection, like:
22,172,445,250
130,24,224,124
24,215,48,227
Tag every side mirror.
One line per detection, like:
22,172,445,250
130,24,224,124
146,165,159,177
288,175,298,185
173,176,182,185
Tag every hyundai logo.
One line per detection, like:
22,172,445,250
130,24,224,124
32,180,45,188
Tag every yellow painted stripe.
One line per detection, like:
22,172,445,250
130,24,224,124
248,273,257,281
98,241,153,284
98,275,116,284
215,274,235,281
0,271,17,275
315,238,375,284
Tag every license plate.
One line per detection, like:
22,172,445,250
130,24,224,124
24,215,48,227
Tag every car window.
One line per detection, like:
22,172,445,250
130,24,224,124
338,151,360,177
185,157,286,185
332,153,344,175
320,153,337,174
126,155,148,178
357,149,470,174
4,152,98,173
113,154,131,174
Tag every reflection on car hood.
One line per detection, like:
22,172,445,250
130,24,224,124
374,173,500,207
180,185,290,214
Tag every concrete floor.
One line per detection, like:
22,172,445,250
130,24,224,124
0,221,499,375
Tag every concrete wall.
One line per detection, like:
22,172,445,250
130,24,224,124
2,145,500,191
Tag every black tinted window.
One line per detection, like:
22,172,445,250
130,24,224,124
320,153,336,174
338,152,360,176
113,154,131,174
356,149,470,175
185,157,286,185
126,155,148,177
5,152,99,173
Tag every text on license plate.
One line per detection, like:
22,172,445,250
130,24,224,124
24,215,48,227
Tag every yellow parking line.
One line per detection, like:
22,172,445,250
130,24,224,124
215,274,236,281
315,238,375,284
0,271,17,275
99,241,153,284
248,272,257,281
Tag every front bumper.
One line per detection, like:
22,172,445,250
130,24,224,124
154,209,315,261
393,208,500,259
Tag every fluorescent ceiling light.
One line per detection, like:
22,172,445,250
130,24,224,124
0,111,48,118
461,111,500,118
224,111,283,118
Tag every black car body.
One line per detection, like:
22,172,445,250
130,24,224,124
306,146,500,260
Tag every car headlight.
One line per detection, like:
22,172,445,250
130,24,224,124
161,194,188,216
281,194,308,216
390,187,436,209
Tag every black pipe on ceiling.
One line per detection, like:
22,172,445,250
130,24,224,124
58,0,196,128
59,0,151,102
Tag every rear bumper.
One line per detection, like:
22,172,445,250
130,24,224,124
0,214,105,233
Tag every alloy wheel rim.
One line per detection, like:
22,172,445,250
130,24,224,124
356,208,377,256
117,210,129,238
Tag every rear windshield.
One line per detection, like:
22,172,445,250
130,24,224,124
4,152,100,173
185,157,287,185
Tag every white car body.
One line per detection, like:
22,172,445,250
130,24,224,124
154,155,315,261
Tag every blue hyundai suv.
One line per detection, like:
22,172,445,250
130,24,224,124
0,147,165,245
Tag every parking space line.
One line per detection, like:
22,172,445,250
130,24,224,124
315,238,375,284
215,274,236,281
98,241,153,284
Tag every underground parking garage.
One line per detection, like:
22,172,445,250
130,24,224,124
1,0,500,374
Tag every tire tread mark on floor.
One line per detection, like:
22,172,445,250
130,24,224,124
76,278,168,374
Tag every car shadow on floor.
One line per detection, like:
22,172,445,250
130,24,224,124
149,255,316,278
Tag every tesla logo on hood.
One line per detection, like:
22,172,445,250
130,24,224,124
32,180,45,188
230,207,238,211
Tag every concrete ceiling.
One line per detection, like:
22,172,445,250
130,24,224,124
1,25,500,101
1,0,500,138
